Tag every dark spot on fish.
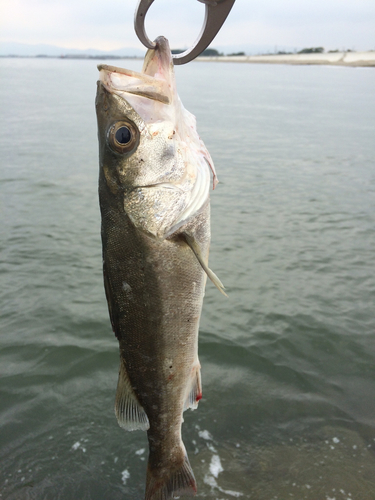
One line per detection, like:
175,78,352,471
115,126,131,144
196,393,202,402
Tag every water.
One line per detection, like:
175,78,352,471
1,57,375,499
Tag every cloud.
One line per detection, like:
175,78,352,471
1,0,374,51
1,0,140,49
214,0,375,49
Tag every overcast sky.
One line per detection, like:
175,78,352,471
1,0,374,52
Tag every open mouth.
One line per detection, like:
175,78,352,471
97,37,175,107
98,64,171,105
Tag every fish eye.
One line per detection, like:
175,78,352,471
108,121,139,154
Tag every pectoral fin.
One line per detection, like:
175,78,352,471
115,360,150,431
183,233,227,296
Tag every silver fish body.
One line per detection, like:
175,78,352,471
95,37,223,500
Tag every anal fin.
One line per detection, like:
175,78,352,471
115,359,149,431
183,232,227,296
184,364,202,411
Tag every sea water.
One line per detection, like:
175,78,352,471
1,57,375,499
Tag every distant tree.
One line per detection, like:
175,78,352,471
172,47,222,57
298,47,324,54
201,48,222,56
227,51,245,56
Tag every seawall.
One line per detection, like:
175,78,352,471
196,51,375,67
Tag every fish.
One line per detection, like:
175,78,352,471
95,36,225,500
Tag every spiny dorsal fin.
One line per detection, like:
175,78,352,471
115,360,150,431
183,233,227,297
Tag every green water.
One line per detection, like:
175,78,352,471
1,58,375,499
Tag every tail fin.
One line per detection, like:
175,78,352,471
145,452,197,500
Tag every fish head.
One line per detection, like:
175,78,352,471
96,37,217,238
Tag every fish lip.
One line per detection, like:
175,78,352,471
98,63,141,77
96,79,116,97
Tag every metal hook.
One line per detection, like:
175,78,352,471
134,0,236,65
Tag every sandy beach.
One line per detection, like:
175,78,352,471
197,51,375,67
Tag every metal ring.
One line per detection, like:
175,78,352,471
134,0,236,65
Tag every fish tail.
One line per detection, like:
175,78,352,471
145,451,197,500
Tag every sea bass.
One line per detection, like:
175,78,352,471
95,36,224,500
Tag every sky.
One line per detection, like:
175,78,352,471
1,0,375,53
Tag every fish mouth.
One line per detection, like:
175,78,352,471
98,64,171,105
98,37,174,105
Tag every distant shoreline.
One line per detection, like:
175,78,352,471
0,55,143,60
1,51,374,67
196,51,375,67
